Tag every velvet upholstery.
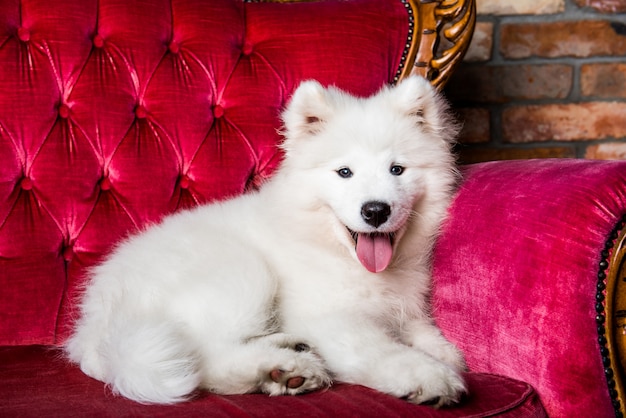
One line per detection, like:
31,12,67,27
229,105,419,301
0,0,620,416
434,159,626,417
0,0,407,346
0,346,547,418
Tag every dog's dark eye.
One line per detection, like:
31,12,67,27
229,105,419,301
390,165,404,176
337,167,353,178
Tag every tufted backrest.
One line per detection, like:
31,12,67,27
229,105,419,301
0,0,474,345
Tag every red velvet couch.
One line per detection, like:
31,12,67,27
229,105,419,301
1,0,625,417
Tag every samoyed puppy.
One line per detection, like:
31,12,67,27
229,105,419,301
65,75,466,407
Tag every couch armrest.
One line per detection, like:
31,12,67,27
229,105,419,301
432,159,626,417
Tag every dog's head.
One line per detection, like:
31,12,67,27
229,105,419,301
280,76,458,273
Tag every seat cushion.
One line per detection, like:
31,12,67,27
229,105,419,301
0,345,546,417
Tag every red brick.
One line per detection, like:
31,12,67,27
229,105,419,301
478,0,564,15
500,20,626,59
574,0,626,13
446,64,572,103
464,22,493,62
585,143,626,159
459,146,575,164
455,108,490,144
502,102,626,142
581,63,626,98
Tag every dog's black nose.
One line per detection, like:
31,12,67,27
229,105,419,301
361,201,391,228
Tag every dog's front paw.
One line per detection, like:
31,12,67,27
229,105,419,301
405,363,466,408
261,350,332,396
435,342,467,373
255,334,332,396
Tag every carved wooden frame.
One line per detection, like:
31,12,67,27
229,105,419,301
600,217,626,416
403,0,476,89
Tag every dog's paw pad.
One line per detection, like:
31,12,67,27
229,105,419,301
269,369,283,382
287,376,305,388
269,369,306,389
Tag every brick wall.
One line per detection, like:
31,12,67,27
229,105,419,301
445,0,626,163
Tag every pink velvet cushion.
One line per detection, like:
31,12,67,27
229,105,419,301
433,159,626,417
0,346,546,417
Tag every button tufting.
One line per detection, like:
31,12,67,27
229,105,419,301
58,104,70,119
135,105,148,119
17,27,30,42
179,175,190,189
168,41,180,54
20,178,33,191
99,177,111,191
247,174,264,191
62,246,74,262
93,34,104,48
241,42,254,56
213,105,224,118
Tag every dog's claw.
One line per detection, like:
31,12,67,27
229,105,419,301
419,396,441,406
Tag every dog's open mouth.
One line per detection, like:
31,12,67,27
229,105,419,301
348,228,396,273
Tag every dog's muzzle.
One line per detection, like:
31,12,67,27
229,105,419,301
346,201,396,273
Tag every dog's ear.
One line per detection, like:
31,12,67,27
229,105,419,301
391,75,459,143
393,76,430,124
281,80,334,139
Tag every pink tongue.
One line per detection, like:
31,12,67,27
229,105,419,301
356,233,393,273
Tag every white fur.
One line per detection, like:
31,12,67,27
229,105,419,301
65,76,466,407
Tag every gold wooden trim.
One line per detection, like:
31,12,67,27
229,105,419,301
404,0,476,90
606,224,626,416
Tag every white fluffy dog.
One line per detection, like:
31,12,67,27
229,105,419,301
65,76,466,407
